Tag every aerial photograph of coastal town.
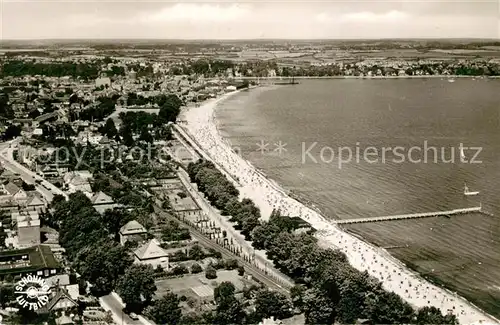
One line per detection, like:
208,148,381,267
0,0,499,324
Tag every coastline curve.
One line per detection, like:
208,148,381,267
179,88,500,325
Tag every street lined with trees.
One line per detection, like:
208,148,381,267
187,159,458,324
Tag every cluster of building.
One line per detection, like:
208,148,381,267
0,165,118,248
1,56,246,123
232,58,500,78
0,129,262,324
0,169,47,247
333,58,500,77
0,161,121,322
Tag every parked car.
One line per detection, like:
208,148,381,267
129,313,139,320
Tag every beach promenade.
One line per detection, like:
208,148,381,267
179,90,500,325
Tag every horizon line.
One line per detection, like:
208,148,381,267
1,37,500,42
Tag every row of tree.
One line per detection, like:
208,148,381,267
126,92,153,106
187,160,260,238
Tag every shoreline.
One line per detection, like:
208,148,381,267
179,88,500,325
236,75,500,80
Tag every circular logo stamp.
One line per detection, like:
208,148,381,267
15,275,51,311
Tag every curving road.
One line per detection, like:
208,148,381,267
176,168,294,287
100,293,143,325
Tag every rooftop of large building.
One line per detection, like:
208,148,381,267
0,245,60,275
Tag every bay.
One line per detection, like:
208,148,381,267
216,79,500,318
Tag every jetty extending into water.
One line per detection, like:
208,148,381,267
336,206,482,225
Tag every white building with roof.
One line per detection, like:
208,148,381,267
91,191,116,214
25,194,47,213
133,238,169,270
119,220,147,245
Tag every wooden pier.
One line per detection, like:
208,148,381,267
336,206,482,225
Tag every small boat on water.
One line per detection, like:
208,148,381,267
464,183,479,196
448,78,456,83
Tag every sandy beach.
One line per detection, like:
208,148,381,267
179,89,500,325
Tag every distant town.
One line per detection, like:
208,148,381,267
0,39,498,325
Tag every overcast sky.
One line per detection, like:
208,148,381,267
1,0,499,39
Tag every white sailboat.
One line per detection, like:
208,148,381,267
464,183,479,196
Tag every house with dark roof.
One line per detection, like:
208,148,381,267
38,288,78,314
0,168,20,182
2,181,27,203
0,245,61,279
